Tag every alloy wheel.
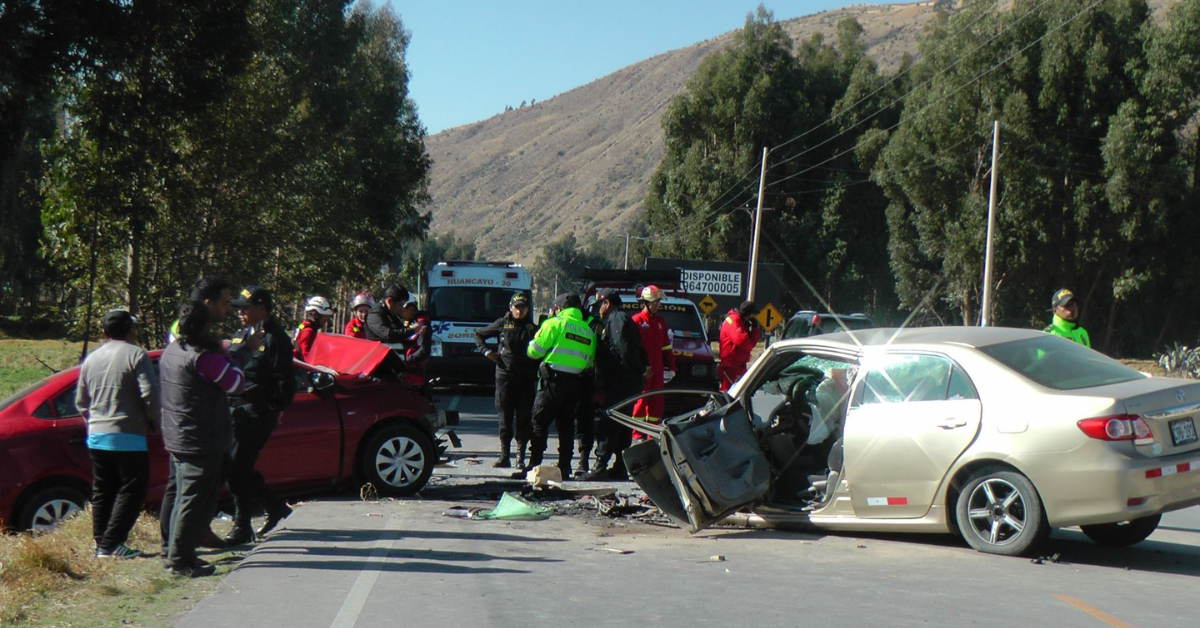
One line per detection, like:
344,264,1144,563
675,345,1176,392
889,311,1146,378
964,477,1027,547
30,499,83,533
374,435,426,488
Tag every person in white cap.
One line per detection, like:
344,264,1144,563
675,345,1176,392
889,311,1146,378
294,295,334,362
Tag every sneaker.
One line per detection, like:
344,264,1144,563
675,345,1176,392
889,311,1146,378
255,503,293,537
96,543,142,559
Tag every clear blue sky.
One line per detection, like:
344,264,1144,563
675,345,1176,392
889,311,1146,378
390,1,892,135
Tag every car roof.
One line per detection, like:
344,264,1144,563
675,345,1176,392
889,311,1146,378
775,326,1047,352
787,310,872,321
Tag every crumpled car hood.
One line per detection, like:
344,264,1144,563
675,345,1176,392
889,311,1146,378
305,334,392,378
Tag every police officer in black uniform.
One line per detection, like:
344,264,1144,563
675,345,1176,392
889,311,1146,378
585,289,647,481
224,286,297,545
474,293,538,468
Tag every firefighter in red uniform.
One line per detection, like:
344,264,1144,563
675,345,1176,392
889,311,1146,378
630,285,676,440
718,300,760,391
294,296,334,362
344,293,373,338
397,296,431,387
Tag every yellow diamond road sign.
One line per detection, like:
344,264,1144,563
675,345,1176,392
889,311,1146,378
753,303,783,333
697,294,717,315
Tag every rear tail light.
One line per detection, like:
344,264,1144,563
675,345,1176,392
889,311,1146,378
1077,414,1154,443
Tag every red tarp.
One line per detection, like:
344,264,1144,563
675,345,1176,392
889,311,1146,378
305,333,392,378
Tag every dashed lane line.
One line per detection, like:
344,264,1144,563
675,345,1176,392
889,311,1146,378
1054,595,1139,628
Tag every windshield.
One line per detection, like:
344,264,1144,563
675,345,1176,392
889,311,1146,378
980,336,1143,390
783,315,873,339
0,380,49,413
428,287,529,322
617,302,706,339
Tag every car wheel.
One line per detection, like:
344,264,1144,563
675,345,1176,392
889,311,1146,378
18,486,88,533
1080,514,1161,548
955,468,1049,556
361,423,435,497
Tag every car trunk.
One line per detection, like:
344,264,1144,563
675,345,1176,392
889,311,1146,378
1118,380,1200,456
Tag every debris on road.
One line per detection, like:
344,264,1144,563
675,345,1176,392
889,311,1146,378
443,492,554,521
694,555,726,563
589,547,633,555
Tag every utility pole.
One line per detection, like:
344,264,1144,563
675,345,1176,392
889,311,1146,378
981,120,1000,327
624,233,630,270
748,146,769,302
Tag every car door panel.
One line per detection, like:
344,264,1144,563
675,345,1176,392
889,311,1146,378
619,398,770,531
844,353,981,519
255,380,341,488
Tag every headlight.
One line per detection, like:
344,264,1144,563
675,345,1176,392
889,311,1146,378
692,364,710,378
430,337,443,357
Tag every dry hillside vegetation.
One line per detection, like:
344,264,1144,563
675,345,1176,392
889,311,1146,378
425,0,1174,263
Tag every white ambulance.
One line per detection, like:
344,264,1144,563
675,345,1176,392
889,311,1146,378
425,261,532,385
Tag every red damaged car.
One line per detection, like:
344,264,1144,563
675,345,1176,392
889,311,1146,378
0,335,458,531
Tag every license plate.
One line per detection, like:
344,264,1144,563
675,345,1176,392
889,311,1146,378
1170,417,1198,446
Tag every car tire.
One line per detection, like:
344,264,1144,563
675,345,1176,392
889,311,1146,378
1080,514,1161,548
955,468,1049,556
18,486,88,532
361,423,435,497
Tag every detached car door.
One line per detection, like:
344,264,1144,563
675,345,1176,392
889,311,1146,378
612,388,771,532
842,352,981,518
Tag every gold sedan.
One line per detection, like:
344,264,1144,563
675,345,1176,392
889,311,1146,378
611,327,1200,556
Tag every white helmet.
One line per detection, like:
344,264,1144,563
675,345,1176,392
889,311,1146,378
639,285,664,302
305,295,334,316
349,293,375,310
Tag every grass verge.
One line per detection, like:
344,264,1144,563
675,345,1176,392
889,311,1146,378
0,510,240,628
0,339,85,399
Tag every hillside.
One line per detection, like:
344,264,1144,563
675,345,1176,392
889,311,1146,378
422,0,1171,264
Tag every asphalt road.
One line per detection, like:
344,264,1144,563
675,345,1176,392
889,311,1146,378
176,391,1200,628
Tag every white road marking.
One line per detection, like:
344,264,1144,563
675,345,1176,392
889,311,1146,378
448,394,461,411
329,510,406,628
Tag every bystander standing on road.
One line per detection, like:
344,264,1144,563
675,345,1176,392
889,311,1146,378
474,293,539,468
160,301,246,577
344,293,374,338
76,309,160,559
224,286,297,545
526,293,596,478
585,289,647,481
294,295,334,362
718,301,761,392
630,285,675,440
1044,288,1090,347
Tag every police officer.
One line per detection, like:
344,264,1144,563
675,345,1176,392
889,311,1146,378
223,286,297,545
1044,288,1090,347
474,293,538,468
526,293,596,478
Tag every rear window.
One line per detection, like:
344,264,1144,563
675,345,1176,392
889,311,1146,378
980,336,1142,390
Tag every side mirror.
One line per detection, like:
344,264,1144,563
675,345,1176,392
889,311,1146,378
310,371,336,391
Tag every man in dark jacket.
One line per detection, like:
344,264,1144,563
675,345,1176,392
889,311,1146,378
585,289,647,480
474,293,538,468
397,296,432,386
365,284,410,343
224,286,297,544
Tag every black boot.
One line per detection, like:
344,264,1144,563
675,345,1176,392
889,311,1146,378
224,520,254,546
516,442,527,470
574,451,591,478
255,501,292,537
493,441,512,468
